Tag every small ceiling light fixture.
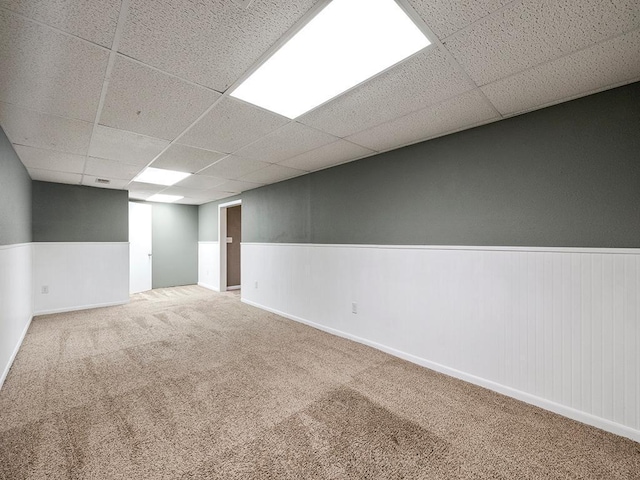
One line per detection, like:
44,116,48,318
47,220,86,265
147,193,184,203
133,167,190,186
230,0,430,119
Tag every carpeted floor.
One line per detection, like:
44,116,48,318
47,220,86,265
0,286,638,479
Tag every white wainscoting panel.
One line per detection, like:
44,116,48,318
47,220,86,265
0,243,33,389
241,243,640,442
32,243,129,315
198,241,220,291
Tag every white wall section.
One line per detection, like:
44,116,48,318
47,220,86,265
241,243,640,442
198,241,220,291
32,242,129,315
0,243,32,389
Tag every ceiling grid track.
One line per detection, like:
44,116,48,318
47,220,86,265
472,24,640,91
122,1,338,192
1,0,638,202
0,5,112,53
81,0,132,183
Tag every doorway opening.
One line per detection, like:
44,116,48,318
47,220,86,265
129,202,152,294
218,200,242,292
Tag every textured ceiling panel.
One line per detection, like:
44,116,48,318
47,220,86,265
299,47,474,138
180,97,288,154
0,102,93,154
84,157,143,180
278,140,374,172
199,155,268,180
159,186,232,201
27,168,82,184
82,175,130,189
128,181,165,199
189,190,235,203
407,0,509,39
445,0,640,86
13,145,85,173
347,90,499,152
0,0,121,47
100,56,220,140
1,0,637,197
235,122,337,163
151,144,226,173
215,179,264,194
0,10,109,122
239,164,307,184
118,0,316,90
174,174,226,190
89,125,169,166
482,29,640,116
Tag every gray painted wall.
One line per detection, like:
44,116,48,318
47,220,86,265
0,127,31,245
152,203,198,288
32,182,128,242
198,195,241,241
243,82,640,248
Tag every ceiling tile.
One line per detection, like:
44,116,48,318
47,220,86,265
278,140,375,172
89,125,169,166
151,144,226,173
199,155,268,180
159,186,230,201
174,174,226,190
174,197,205,205
196,190,236,203
0,0,120,47
238,164,306,184
27,168,82,185
407,0,510,39
84,157,143,180
100,55,220,140
235,122,338,163
128,181,165,199
118,0,316,90
0,9,109,122
0,102,93,154
81,176,129,190
482,29,640,116
215,179,263,194
180,97,288,153
128,191,148,200
13,145,85,173
163,188,235,204
445,0,640,86
299,47,474,137
346,90,499,152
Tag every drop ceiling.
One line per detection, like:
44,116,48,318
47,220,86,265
0,0,638,205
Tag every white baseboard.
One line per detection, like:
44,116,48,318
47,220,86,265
0,314,33,391
241,298,640,444
198,282,220,292
34,300,129,316
226,285,241,291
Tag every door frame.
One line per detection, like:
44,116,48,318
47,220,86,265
218,199,242,292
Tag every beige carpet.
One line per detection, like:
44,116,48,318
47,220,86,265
0,286,638,479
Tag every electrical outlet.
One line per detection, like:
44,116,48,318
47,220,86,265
41,285,49,294
352,302,357,314
255,281,258,289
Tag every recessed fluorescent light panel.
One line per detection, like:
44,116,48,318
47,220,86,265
134,167,190,186
230,0,430,118
147,194,184,203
